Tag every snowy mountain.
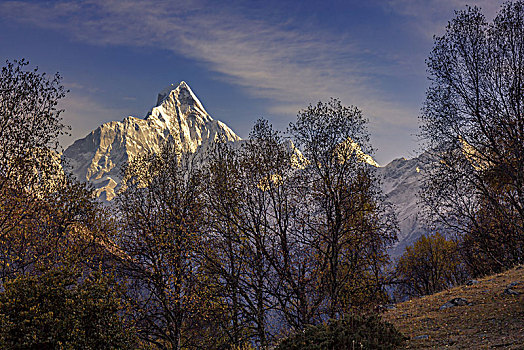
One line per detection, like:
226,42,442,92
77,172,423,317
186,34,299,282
63,81,426,257
62,81,240,200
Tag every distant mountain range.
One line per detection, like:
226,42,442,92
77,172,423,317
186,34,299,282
62,82,427,257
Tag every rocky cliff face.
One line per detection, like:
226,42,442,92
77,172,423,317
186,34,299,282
62,82,240,200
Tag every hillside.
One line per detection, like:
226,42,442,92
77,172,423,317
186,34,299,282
384,266,524,349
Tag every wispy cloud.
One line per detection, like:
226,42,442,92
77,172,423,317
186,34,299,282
384,0,504,39
0,0,414,121
7,0,481,162
62,80,101,94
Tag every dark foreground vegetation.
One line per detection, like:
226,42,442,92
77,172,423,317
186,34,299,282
0,59,398,349
1,1,524,349
276,314,405,350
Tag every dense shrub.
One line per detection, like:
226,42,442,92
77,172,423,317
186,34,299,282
0,267,138,349
276,314,405,350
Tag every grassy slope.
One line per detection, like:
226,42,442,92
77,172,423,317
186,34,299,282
384,265,524,349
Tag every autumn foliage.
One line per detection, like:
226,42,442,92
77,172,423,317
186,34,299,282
395,232,467,297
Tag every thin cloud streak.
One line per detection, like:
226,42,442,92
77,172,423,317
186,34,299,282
385,0,504,39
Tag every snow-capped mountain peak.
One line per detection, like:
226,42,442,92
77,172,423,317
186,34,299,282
155,81,208,118
375,152,431,257
63,82,240,201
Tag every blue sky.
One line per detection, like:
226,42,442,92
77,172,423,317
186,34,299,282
0,0,503,164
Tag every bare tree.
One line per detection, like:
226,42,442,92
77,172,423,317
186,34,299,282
202,131,275,348
115,141,214,350
242,121,324,331
420,2,524,274
289,99,397,318
202,120,324,345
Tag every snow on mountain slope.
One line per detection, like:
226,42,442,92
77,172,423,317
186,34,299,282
376,152,430,258
62,81,240,200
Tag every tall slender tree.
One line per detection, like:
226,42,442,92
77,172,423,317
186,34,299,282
203,129,275,348
289,99,397,317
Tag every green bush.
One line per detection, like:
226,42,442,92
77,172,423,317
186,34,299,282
276,314,405,350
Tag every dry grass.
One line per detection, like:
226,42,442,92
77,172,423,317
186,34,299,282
384,265,524,349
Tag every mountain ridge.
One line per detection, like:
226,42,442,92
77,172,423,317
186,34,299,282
376,153,428,257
